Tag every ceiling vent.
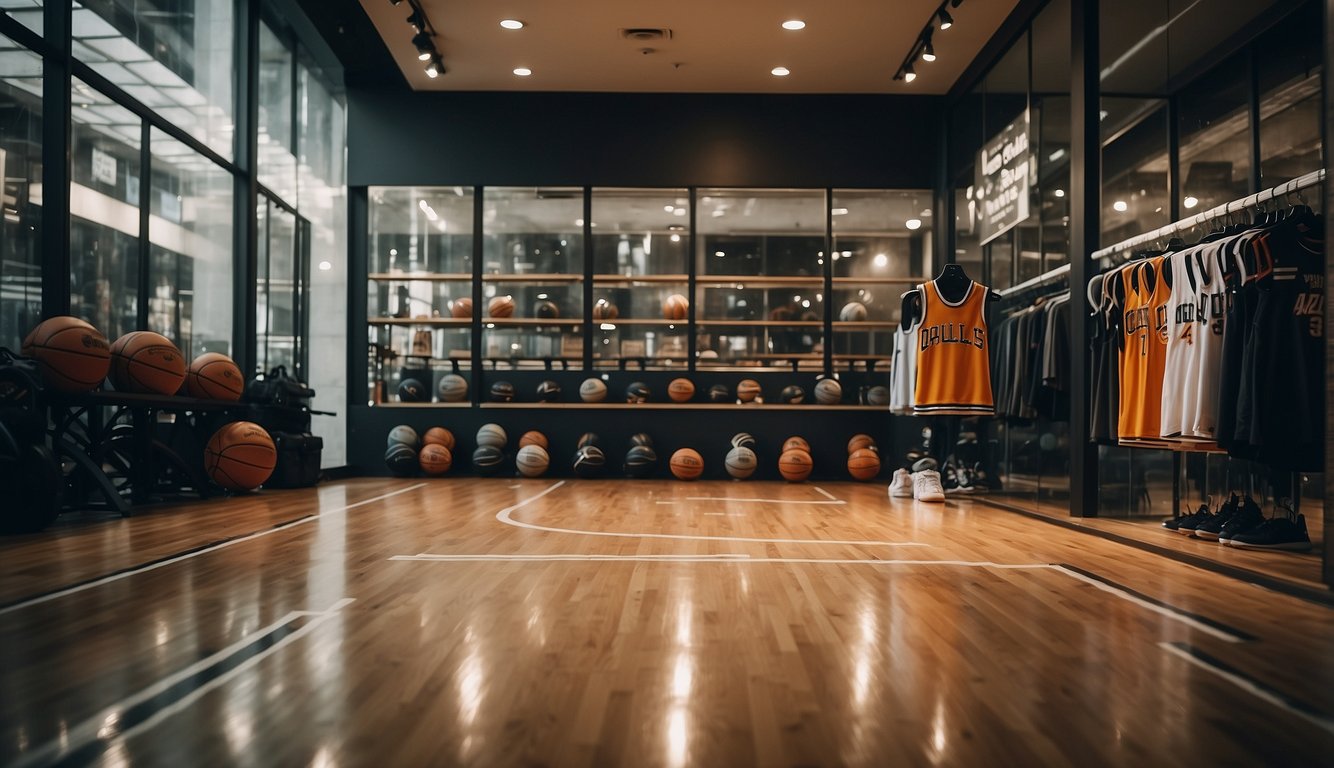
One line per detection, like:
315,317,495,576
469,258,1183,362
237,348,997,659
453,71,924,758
620,28,672,42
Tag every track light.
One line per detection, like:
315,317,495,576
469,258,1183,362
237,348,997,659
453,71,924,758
390,0,403,5
921,30,936,61
425,55,442,78
406,10,425,31
938,8,953,29
413,32,433,60
904,64,917,82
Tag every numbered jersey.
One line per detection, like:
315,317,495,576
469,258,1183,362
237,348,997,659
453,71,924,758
913,279,994,416
1118,256,1170,443
1160,242,1227,442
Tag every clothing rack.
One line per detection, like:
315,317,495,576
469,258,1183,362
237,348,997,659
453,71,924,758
996,263,1071,298
1090,168,1325,261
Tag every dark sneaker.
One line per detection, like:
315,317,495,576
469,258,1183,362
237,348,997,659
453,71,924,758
1193,494,1240,541
942,462,973,494
1228,513,1312,551
1170,503,1212,536
911,457,939,473
1218,496,1265,544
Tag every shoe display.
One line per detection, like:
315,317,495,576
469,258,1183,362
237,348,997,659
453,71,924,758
1217,495,1265,544
942,462,974,494
911,457,939,473
1228,512,1312,552
1192,494,1239,541
888,468,913,498
1176,502,1214,537
912,470,945,503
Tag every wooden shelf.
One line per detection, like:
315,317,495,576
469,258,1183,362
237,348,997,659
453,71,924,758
832,277,923,285
373,401,472,408
833,321,897,329
594,318,689,327
368,272,472,282
483,318,582,327
696,319,823,327
368,317,472,327
478,403,889,411
592,274,689,284
696,276,821,287
481,273,582,283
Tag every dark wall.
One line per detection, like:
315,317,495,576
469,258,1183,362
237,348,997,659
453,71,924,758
348,89,942,188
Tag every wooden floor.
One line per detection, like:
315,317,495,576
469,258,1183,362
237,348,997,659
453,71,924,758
2,478,1333,767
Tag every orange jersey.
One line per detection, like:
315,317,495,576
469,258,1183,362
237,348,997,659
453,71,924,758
913,280,994,415
1118,257,1170,442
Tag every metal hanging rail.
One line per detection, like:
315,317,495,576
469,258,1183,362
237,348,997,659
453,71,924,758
1090,168,1325,261
996,262,1071,297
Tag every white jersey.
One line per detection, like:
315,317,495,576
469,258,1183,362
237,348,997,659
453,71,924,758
1185,238,1232,440
1160,241,1226,442
889,318,918,415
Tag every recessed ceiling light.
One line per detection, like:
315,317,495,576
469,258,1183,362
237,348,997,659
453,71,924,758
1113,200,1128,212
500,19,524,30
782,20,805,30
771,66,790,77
905,218,922,230
1053,188,1066,198
664,204,675,212
670,234,681,242
1183,195,1199,209
513,67,532,77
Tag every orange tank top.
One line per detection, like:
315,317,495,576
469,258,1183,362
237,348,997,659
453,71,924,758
1118,257,1170,442
913,279,994,415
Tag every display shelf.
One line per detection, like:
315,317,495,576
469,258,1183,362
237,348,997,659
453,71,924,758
594,318,689,327
483,318,583,327
481,273,583,283
368,317,473,327
477,402,889,411
695,319,823,327
593,274,689,283
696,276,821,287
368,272,473,282
373,401,473,408
833,321,898,329
831,276,922,285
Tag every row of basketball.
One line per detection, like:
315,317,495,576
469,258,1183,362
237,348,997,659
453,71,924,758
402,373,891,406
384,425,884,481
416,295,873,322
20,316,244,399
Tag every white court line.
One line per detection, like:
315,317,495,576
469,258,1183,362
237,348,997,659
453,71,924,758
496,481,923,547
1052,566,1243,643
0,484,426,617
814,486,839,501
660,496,846,505
1159,642,1334,735
11,598,355,768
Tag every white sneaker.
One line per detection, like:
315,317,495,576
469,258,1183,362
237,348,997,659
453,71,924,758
888,468,913,498
912,470,945,503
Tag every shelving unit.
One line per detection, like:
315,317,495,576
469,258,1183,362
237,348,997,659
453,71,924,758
368,272,473,282
368,317,472,327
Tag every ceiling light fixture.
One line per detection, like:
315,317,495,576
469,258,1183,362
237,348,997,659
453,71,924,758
1113,200,1128,212
425,55,442,78
938,8,954,29
413,32,433,60
1183,195,1199,209
894,2,964,86
406,10,425,31
921,35,936,62
906,218,922,230
902,63,916,82
500,19,524,29
771,66,790,77
782,20,806,30
514,67,532,76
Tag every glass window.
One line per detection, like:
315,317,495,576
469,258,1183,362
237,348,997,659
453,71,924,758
695,189,824,370
73,0,234,160
1178,53,1252,210
0,35,41,350
1,1,43,35
1032,0,1071,274
1100,98,1170,248
70,78,141,340
1257,2,1324,186
591,188,689,370
258,20,295,202
256,198,304,376
148,128,233,359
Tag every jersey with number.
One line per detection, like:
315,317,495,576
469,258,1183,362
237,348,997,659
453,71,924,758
889,314,918,415
1160,242,1225,442
913,279,994,416
1118,257,1170,443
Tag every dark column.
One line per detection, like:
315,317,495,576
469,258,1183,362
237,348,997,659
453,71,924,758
41,1,72,318
1323,0,1333,587
348,187,369,411
235,0,260,374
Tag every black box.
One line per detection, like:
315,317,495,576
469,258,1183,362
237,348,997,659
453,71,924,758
269,432,323,488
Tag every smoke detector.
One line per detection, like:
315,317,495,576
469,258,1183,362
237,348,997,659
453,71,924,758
620,28,672,42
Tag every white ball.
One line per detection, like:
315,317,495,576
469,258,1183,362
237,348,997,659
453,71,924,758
725,446,757,479
516,445,550,477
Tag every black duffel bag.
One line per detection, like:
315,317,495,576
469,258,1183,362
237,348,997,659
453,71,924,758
268,431,323,488
245,365,315,408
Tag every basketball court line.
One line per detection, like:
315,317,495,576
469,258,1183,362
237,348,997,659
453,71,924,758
495,481,924,547
11,598,355,768
0,484,425,617
653,485,846,505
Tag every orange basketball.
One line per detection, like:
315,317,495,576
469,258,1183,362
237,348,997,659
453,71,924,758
423,427,455,450
669,448,704,480
847,434,877,454
782,436,810,454
778,449,813,482
185,353,244,401
662,294,688,320
419,444,453,475
519,430,549,450
450,297,473,318
22,316,111,392
109,331,187,395
488,295,515,318
847,448,881,481
667,378,695,403
204,421,277,490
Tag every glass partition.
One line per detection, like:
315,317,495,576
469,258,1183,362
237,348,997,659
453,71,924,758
0,35,42,350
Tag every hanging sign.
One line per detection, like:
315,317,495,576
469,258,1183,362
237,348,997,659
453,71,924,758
975,109,1031,245
91,146,118,186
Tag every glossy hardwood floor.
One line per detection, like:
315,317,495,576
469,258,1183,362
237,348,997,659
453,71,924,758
2,478,1332,767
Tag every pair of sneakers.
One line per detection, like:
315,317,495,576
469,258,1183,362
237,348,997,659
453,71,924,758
888,458,945,503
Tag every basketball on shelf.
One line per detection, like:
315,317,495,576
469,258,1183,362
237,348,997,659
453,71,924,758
848,448,881,481
847,434,877,453
518,430,548,450
536,380,561,402
736,379,761,402
866,385,891,406
398,378,428,403
839,302,868,322
779,385,804,404
472,445,505,475
662,294,688,320
592,299,619,320
624,445,658,478
449,297,473,318
516,445,550,477
21,316,110,393
423,427,455,450
778,449,813,482
669,448,704,480
730,432,756,449
533,300,560,319
783,436,810,454
708,384,730,403
489,380,516,403
814,377,843,404
725,446,757,479
626,381,651,403
438,374,468,402
387,425,420,449
573,445,606,478
476,423,507,449
109,331,187,395
385,443,418,477
185,353,243,401
576,432,599,449
629,432,653,447
579,377,607,403
419,444,453,476
488,295,515,318
204,421,277,491
667,378,694,402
